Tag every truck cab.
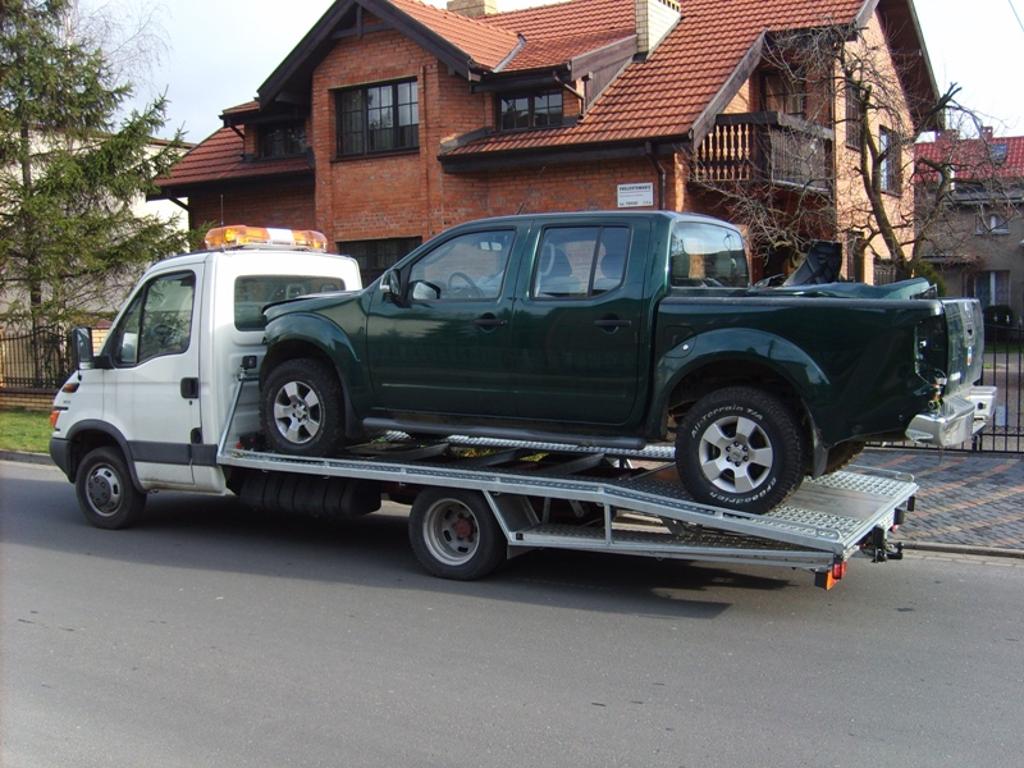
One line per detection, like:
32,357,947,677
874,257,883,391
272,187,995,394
49,226,361,524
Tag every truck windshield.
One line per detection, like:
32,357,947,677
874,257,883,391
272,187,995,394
669,222,748,288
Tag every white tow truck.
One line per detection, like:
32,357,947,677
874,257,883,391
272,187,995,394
50,226,915,590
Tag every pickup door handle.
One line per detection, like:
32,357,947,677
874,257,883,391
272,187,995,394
473,314,507,329
593,317,632,330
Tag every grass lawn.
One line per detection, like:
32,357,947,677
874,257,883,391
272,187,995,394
0,409,52,454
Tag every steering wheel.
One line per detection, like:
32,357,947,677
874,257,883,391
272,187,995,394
447,271,483,298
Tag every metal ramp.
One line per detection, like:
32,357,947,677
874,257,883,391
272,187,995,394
218,376,916,576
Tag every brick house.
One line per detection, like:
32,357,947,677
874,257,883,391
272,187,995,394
152,0,936,282
916,130,1024,320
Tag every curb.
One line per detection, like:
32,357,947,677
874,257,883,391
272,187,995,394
898,541,1024,560
0,450,52,466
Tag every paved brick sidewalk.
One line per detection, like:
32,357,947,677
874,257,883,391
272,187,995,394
855,448,1024,549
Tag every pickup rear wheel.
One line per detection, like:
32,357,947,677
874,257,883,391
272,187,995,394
675,387,805,514
75,446,146,529
408,489,506,580
262,358,346,457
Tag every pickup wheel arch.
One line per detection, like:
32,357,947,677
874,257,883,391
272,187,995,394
260,335,362,442
261,357,348,456
661,359,823,477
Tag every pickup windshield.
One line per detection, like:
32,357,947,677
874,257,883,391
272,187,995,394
669,221,748,288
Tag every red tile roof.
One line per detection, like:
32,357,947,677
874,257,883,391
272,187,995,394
916,133,1024,183
450,0,866,154
154,126,311,190
221,100,260,116
388,0,519,69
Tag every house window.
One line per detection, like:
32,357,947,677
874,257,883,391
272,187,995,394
336,79,418,157
763,71,805,117
879,126,902,194
976,210,1010,235
499,90,563,131
845,78,864,149
990,143,1009,165
259,122,307,158
968,271,1010,308
337,237,422,282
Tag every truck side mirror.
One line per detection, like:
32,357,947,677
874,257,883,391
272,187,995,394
71,327,94,369
381,269,405,305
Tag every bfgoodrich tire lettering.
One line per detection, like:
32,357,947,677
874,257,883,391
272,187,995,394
676,386,806,514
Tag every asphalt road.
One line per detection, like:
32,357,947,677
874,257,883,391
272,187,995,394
2,461,1023,768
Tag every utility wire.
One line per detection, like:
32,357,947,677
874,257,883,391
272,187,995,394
1009,0,1024,34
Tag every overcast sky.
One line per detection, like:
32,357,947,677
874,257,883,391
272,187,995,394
85,0,1024,143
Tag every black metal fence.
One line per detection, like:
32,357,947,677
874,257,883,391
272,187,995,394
0,330,73,391
974,323,1023,453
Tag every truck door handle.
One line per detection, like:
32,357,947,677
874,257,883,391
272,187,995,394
594,317,631,330
474,314,507,330
180,377,199,399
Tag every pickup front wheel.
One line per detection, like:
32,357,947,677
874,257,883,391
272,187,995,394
675,387,806,514
262,358,346,457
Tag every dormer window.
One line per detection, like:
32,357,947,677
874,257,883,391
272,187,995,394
259,122,307,158
499,90,563,131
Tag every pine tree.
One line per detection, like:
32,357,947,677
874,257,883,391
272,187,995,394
0,0,188,337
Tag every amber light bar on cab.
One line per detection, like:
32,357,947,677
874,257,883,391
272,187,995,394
204,225,328,252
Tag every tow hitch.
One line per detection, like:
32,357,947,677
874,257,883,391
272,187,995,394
862,525,904,563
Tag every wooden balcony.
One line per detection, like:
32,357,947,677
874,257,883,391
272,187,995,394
692,112,834,195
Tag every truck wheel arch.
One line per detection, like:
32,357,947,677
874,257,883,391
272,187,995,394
63,421,145,493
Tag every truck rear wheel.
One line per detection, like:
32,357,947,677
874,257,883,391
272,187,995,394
408,489,506,580
675,387,805,514
75,446,146,529
262,357,346,457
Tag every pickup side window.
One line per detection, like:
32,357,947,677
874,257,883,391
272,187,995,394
234,275,347,331
670,222,748,288
407,230,513,301
533,226,629,299
111,271,196,366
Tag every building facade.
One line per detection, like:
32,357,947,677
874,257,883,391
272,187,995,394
916,130,1024,320
154,0,936,283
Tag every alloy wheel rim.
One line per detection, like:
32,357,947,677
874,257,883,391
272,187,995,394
272,380,323,444
697,415,774,494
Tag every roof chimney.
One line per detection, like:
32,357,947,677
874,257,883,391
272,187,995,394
635,0,681,56
447,0,497,17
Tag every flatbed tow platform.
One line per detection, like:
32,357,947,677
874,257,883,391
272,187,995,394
219,377,915,590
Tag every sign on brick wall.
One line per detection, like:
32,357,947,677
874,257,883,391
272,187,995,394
616,183,654,208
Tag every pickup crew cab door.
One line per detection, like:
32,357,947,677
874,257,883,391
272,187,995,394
509,220,648,425
103,267,203,487
366,226,522,416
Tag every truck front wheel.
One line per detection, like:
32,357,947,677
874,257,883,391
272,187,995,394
675,387,806,514
408,489,507,580
75,446,146,529
262,358,346,457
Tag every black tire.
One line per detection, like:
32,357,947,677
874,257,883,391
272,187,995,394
675,386,806,514
262,357,346,456
408,488,506,580
825,441,865,474
75,446,146,529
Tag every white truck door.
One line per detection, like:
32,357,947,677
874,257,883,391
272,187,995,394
104,266,203,488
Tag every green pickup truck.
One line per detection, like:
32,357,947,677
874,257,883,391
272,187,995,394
258,211,991,513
